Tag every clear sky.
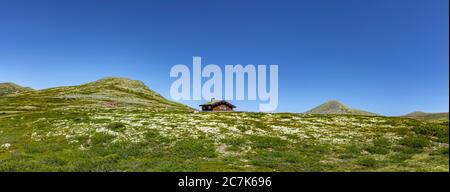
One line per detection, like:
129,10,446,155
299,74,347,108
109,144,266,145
0,0,448,115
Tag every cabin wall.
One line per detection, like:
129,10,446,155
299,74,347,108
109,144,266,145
212,104,233,111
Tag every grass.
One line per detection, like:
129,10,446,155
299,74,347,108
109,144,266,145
0,78,448,172
0,109,448,172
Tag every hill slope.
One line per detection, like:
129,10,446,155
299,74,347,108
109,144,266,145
0,83,34,96
305,100,377,116
0,79,448,172
0,77,192,113
402,111,449,121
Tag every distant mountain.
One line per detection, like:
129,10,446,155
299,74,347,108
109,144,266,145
0,82,34,96
402,111,449,121
305,100,378,116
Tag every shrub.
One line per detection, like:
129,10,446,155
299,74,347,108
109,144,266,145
222,137,247,151
222,137,246,147
366,146,389,155
107,122,126,131
278,114,292,119
41,156,66,166
357,157,378,168
414,124,449,143
172,139,217,159
366,137,390,155
399,136,430,151
250,136,289,149
431,147,449,156
90,132,115,146
236,125,249,132
100,154,121,164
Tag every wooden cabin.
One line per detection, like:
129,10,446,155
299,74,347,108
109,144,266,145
199,98,236,112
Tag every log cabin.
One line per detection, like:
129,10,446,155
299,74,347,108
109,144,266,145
199,98,236,112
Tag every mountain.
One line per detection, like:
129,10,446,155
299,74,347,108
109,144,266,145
305,100,378,116
0,77,192,112
402,111,449,121
0,82,34,96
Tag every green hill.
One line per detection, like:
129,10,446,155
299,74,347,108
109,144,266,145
0,77,192,113
402,111,449,121
305,100,378,116
0,79,448,172
0,82,34,96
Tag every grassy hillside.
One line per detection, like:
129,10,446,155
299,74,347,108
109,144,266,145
403,111,449,121
0,83,34,96
0,79,448,172
0,77,192,113
305,100,378,116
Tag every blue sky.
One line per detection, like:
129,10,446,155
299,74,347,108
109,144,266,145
0,0,448,115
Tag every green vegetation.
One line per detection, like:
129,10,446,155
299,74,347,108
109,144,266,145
402,111,449,121
0,82,34,96
0,78,448,172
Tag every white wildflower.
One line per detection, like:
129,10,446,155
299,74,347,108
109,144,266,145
1,143,11,150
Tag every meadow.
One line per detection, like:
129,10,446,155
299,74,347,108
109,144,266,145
0,109,448,171
0,78,448,172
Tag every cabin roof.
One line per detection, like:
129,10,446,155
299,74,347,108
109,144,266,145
199,99,236,108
